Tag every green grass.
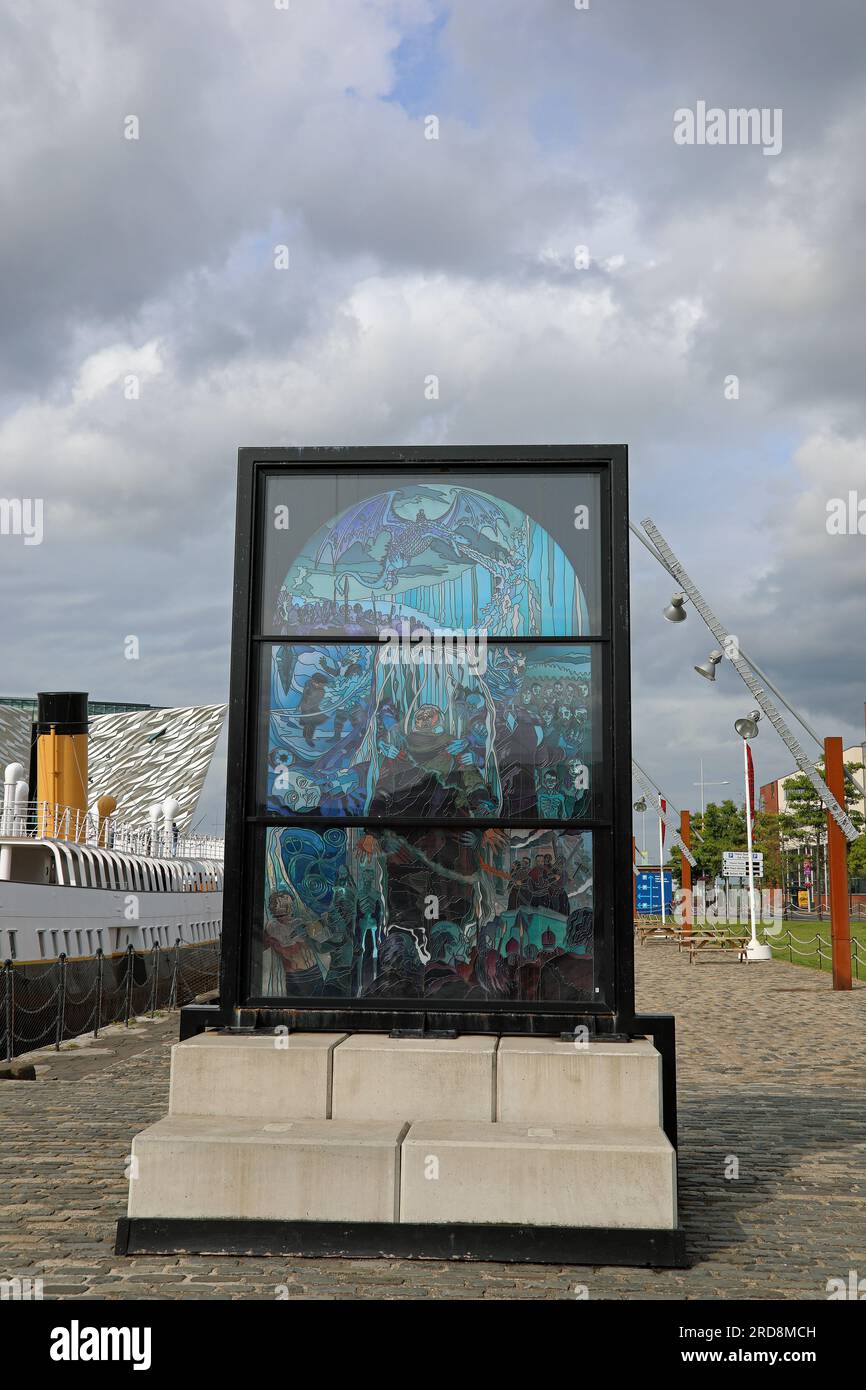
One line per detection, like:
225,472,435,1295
634,914,866,977
767,922,866,976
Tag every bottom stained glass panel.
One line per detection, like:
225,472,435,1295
257,826,594,1003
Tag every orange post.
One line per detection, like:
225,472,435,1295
825,737,852,991
680,810,693,933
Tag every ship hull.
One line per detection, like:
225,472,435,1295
0,880,222,964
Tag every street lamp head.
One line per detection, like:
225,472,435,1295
735,714,761,741
633,798,648,813
694,649,724,681
663,593,688,623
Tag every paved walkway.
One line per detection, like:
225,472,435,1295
1,949,864,1299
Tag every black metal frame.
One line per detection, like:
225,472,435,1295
219,446,637,1038
116,1216,687,1268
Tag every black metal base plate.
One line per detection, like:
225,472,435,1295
558,1031,633,1043
116,1217,687,1268
389,1028,459,1039
179,1002,221,1041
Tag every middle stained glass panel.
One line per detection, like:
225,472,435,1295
258,641,603,822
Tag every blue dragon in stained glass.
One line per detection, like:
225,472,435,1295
314,486,509,592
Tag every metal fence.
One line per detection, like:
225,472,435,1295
1,797,224,860
768,930,866,977
1,940,220,1061
633,918,866,978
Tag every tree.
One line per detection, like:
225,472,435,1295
752,812,786,889
848,834,866,884
668,799,746,886
781,760,865,919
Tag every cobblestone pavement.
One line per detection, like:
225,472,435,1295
1,949,864,1300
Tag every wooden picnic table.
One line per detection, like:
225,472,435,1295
635,921,681,945
634,919,755,961
686,933,749,964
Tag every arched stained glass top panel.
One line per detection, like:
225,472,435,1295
261,471,602,637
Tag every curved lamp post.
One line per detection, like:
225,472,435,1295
633,797,648,864
736,711,773,960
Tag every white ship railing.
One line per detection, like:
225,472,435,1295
0,800,224,861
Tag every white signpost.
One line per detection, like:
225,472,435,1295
722,851,764,878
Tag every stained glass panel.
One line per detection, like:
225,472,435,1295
260,641,601,821
257,826,595,1003
261,472,602,637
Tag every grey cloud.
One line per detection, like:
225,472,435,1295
1,0,865,832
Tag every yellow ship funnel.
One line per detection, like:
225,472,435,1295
35,692,89,841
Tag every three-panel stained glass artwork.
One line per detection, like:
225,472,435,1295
254,475,604,1003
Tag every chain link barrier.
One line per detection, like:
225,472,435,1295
632,918,864,980
768,929,866,978
0,940,220,1061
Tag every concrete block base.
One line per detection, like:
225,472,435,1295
121,1028,681,1260
168,1032,347,1120
496,1037,663,1128
128,1115,406,1223
401,1121,677,1230
331,1034,497,1122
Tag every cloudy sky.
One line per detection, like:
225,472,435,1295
1,0,865,834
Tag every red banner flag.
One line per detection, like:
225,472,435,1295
660,798,667,847
746,747,756,824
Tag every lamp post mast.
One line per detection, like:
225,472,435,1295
825,736,852,991
634,517,859,842
743,738,759,953
658,802,666,925
695,760,730,819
